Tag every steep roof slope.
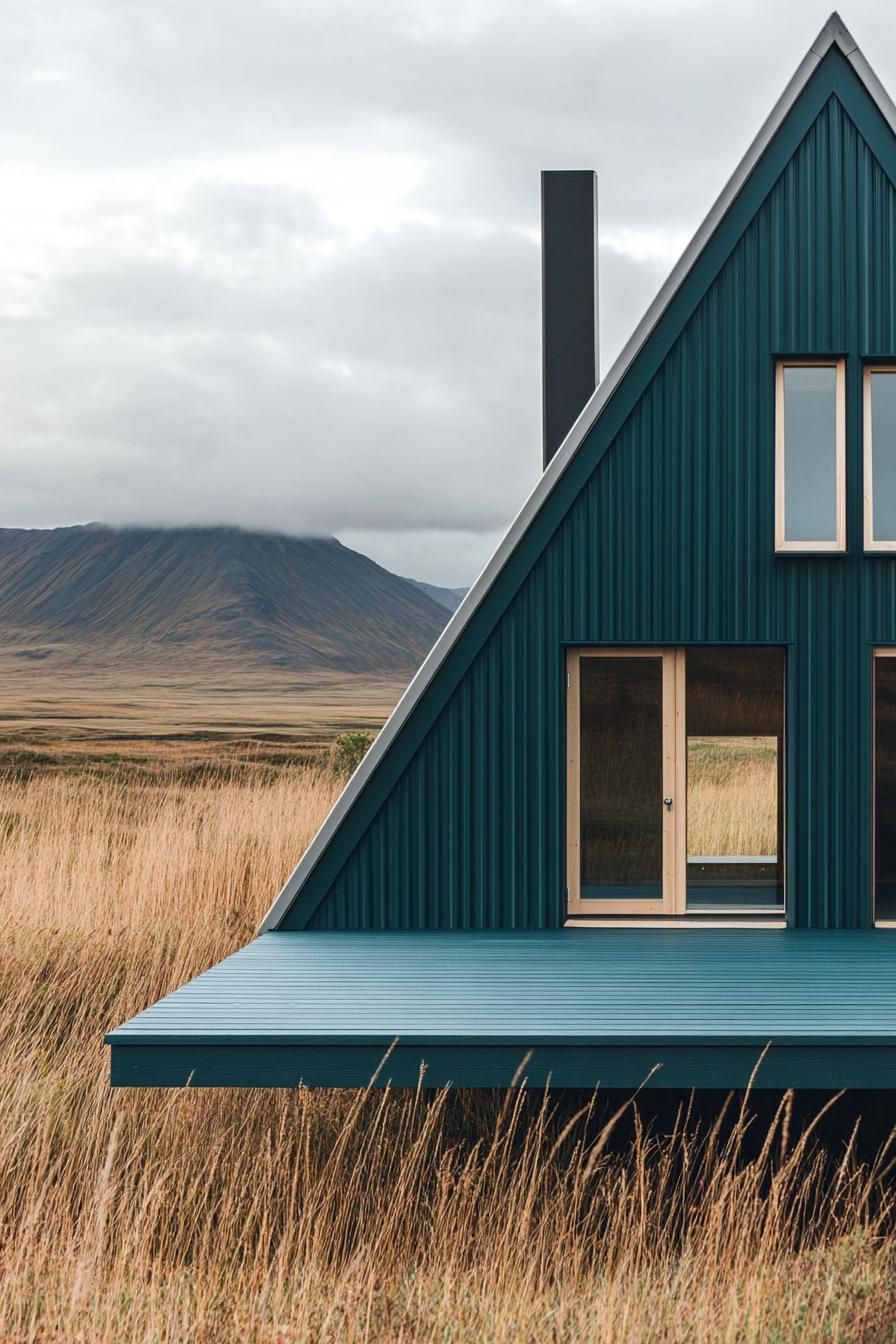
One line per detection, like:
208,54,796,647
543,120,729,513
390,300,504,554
262,13,896,932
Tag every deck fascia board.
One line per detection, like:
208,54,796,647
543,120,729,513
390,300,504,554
110,1043,896,1091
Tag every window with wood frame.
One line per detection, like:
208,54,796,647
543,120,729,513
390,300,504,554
566,647,785,920
775,359,845,552
864,367,896,550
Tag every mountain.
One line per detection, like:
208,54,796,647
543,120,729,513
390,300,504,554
0,525,452,676
404,578,468,613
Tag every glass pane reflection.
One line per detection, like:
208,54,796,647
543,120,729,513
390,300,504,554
686,648,784,912
783,365,838,543
871,371,896,542
875,657,896,920
579,656,663,900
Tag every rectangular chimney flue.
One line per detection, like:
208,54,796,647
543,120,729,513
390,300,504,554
541,170,599,469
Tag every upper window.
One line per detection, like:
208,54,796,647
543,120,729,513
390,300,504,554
864,367,896,550
775,359,845,552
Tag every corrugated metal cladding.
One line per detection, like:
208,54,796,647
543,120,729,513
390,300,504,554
290,51,896,932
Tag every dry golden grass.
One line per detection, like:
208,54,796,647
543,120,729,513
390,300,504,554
687,737,778,856
0,651,407,738
3,755,896,1341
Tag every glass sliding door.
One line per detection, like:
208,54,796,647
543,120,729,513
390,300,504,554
566,646,784,920
874,652,896,922
567,650,680,916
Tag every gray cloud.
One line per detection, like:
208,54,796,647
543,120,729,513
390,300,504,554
2,1,895,584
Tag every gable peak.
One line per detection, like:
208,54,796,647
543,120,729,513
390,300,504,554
812,13,858,60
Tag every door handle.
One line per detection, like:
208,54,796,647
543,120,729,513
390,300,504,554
663,797,673,810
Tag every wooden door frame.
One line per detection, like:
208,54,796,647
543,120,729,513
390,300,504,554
566,645,787,922
566,647,685,917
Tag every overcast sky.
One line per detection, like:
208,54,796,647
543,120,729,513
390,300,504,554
2,1,895,585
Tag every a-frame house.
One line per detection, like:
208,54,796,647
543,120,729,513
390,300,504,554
109,14,896,1089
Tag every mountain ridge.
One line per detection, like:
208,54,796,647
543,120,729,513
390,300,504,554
402,576,467,613
0,524,453,676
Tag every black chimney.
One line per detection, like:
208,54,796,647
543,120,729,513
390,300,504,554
540,170,599,469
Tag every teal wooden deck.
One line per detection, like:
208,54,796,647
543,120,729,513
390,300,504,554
107,930,896,1089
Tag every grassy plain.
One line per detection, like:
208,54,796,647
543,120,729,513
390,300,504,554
2,714,896,1340
0,649,406,739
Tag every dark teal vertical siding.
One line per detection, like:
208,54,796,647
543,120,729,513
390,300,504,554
296,74,896,932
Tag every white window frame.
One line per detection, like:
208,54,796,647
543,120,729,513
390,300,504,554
864,366,896,552
774,358,846,553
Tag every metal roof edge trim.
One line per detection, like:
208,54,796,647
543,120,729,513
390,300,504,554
258,13,885,934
